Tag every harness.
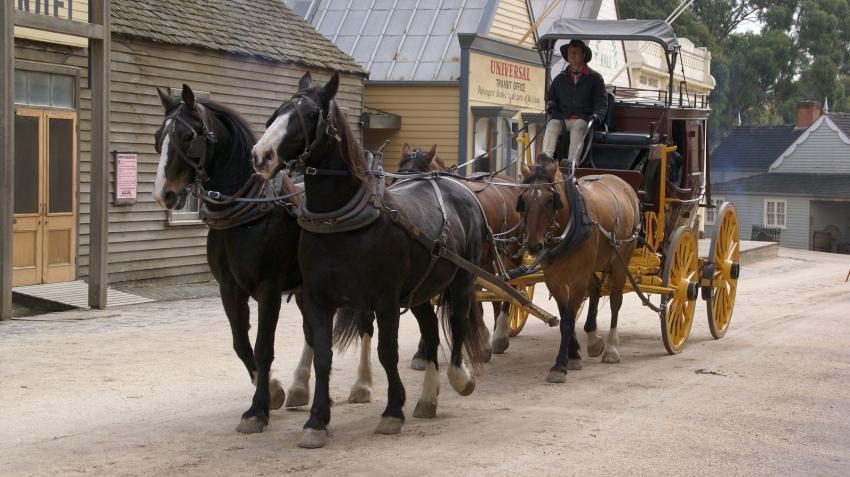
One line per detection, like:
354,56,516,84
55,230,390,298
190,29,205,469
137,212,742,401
156,102,218,186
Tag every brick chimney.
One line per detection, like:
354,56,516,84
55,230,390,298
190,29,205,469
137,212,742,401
796,101,823,129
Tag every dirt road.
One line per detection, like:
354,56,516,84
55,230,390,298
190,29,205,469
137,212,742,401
2,248,849,476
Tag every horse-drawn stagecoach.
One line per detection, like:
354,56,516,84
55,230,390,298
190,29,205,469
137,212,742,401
474,18,741,355
152,17,740,448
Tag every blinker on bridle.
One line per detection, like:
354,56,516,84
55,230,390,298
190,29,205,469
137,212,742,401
157,101,217,185
281,93,344,177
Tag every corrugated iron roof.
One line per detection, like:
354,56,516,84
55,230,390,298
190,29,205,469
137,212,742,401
111,0,365,74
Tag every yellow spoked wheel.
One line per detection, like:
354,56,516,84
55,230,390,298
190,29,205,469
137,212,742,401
660,226,699,355
706,203,740,339
508,284,535,337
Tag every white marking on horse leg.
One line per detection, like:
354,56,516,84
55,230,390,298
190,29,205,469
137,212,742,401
252,111,291,176
153,119,172,207
348,334,373,403
602,327,620,364
413,362,440,418
285,342,313,407
447,362,475,396
492,310,511,354
586,329,605,357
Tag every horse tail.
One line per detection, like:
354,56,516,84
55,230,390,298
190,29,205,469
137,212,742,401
333,308,373,352
437,290,487,374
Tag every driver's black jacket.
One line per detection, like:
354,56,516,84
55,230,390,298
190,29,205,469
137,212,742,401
547,67,608,122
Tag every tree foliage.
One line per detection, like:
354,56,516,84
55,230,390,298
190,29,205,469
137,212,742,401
618,0,850,145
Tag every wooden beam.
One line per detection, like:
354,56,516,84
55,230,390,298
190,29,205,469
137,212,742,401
1,0,14,320
14,11,104,40
88,0,110,309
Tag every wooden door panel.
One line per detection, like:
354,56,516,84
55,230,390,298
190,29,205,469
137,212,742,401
12,216,42,287
43,112,77,283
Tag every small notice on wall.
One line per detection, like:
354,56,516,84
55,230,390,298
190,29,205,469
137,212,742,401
114,152,138,205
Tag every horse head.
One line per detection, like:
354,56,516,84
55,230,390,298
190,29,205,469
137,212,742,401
153,84,217,209
252,72,353,179
398,143,442,174
517,155,566,255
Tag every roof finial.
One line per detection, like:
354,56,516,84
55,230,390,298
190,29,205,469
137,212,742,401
737,111,742,126
824,96,830,113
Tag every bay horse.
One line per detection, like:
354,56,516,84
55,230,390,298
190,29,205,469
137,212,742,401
152,85,374,435
517,156,641,382
252,72,487,448
396,144,524,359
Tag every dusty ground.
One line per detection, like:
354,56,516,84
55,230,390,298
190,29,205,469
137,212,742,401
2,248,849,476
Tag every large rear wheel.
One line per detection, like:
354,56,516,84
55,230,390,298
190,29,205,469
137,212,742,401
660,226,699,354
705,202,740,339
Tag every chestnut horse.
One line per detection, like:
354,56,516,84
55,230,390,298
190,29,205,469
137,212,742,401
517,156,641,382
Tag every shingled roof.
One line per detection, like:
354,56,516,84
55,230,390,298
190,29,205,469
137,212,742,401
711,125,804,172
827,112,850,138
111,0,365,75
713,173,850,198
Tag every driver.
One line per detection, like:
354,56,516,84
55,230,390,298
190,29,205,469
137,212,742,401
540,39,608,168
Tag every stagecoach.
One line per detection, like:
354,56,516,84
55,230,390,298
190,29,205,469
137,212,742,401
475,18,741,354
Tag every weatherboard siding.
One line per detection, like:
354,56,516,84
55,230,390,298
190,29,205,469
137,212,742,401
770,121,850,174
705,194,810,249
362,84,460,171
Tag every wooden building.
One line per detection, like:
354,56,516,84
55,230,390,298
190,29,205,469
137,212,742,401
6,0,366,291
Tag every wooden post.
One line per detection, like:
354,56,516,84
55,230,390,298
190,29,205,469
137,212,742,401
0,2,14,320
88,0,110,309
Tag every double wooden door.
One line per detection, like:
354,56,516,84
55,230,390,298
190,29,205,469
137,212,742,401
12,108,77,286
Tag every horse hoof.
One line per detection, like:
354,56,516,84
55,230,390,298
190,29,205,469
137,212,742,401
375,416,404,435
269,379,286,411
492,337,510,355
567,359,582,371
602,351,620,364
285,385,310,408
545,370,567,384
455,378,476,396
347,385,372,404
235,416,267,434
413,400,438,419
587,339,605,358
298,428,328,449
410,356,427,371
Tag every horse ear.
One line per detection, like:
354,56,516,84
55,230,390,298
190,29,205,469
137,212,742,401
181,84,196,109
157,88,177,111
516,196,525,212
544,160,558,181
428,144,437,159
298,72,312,92
521,163,531,179
322,72,339,101
402,143,410,155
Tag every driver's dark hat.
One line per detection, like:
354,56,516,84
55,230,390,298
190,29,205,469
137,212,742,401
560,39,592,63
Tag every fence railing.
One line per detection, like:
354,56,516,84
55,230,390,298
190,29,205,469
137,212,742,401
751,225,781,242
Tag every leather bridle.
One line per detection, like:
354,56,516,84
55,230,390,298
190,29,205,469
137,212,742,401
156,102,217,186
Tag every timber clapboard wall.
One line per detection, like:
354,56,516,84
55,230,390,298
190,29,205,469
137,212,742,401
16,0,366,284
489,0,536,48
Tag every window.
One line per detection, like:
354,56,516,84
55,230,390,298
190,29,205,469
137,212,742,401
764,199,787,229
14,71,75,108
704,197,725,225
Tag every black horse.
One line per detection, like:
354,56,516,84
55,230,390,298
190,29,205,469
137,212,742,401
152,85,375,435
252,72,488,448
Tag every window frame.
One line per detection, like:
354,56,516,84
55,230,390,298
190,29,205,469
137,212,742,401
763,198,787,229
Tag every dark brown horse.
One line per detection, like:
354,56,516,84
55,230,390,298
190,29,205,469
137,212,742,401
252,72,487,448
517,156,641,382
152,85,375,435
396,144,525,358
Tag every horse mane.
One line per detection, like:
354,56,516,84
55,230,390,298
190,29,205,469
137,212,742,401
201,99,257,165
329,100,367,183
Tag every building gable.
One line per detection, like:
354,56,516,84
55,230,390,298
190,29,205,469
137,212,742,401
487,0,536,47
769,116,850,174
